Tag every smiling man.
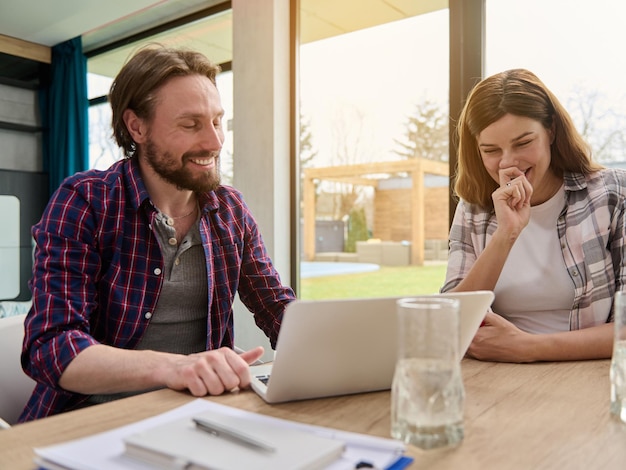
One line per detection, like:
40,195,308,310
20,45,296,421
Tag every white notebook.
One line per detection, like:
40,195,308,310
123,411,345,470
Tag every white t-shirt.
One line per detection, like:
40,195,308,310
492,185,575,334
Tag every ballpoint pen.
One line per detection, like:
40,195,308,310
192,417,276,453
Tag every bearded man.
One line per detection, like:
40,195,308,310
20,45,296,422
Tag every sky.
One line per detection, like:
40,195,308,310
299,10,449,167
485,0,626,98
299,0,626,166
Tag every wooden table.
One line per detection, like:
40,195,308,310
1,359,625,469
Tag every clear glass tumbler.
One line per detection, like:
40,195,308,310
391,297,464,449
611,291,626,423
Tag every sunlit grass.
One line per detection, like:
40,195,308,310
299,264,448,300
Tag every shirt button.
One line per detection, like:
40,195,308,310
168,237,177,246
175,258,180,266
166,218,174,226
154,268,162,275
571,270,579,277
145,312,152,319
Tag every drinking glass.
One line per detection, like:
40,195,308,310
611,291,626,423
391,297,464,449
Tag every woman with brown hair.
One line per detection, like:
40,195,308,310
443,68,626,363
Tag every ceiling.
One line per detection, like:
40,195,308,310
0,0,446,84
0,0,218,49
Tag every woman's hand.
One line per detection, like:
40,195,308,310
467,311,536,363
491,168,534,242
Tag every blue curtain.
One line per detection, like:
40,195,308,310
40,36,89,195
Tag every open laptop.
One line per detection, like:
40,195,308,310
249,290,494,404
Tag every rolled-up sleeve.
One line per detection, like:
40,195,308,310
441,200,493,293
23,185,102,388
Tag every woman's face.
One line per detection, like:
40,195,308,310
477,113,560,205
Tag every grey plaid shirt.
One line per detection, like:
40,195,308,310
443,169,626,330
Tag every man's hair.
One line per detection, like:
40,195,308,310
109,44,222,158
454,68,601,209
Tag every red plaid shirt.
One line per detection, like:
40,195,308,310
20,157,295,421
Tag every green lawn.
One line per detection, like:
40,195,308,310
299,264,448,300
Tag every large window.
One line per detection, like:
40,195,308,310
84,2,452,301
83,1,626,301
298,3,450,299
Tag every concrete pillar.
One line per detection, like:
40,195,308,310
232,0,293,359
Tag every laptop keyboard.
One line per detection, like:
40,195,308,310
256,374,271,385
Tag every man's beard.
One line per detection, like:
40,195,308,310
143,139,221,193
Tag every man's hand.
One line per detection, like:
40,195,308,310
59,344,266,396
163,346,265,396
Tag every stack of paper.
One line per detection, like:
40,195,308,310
34,399,411,470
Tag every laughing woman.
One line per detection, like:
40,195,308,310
442,68,626,363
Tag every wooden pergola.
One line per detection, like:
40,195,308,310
303,158,449,266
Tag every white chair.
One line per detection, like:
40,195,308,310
0,313,36,428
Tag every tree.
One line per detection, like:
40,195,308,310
299,113,317,170
566,86,626,164
326,104,373,220
393,99,449,162
345,207,369,253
